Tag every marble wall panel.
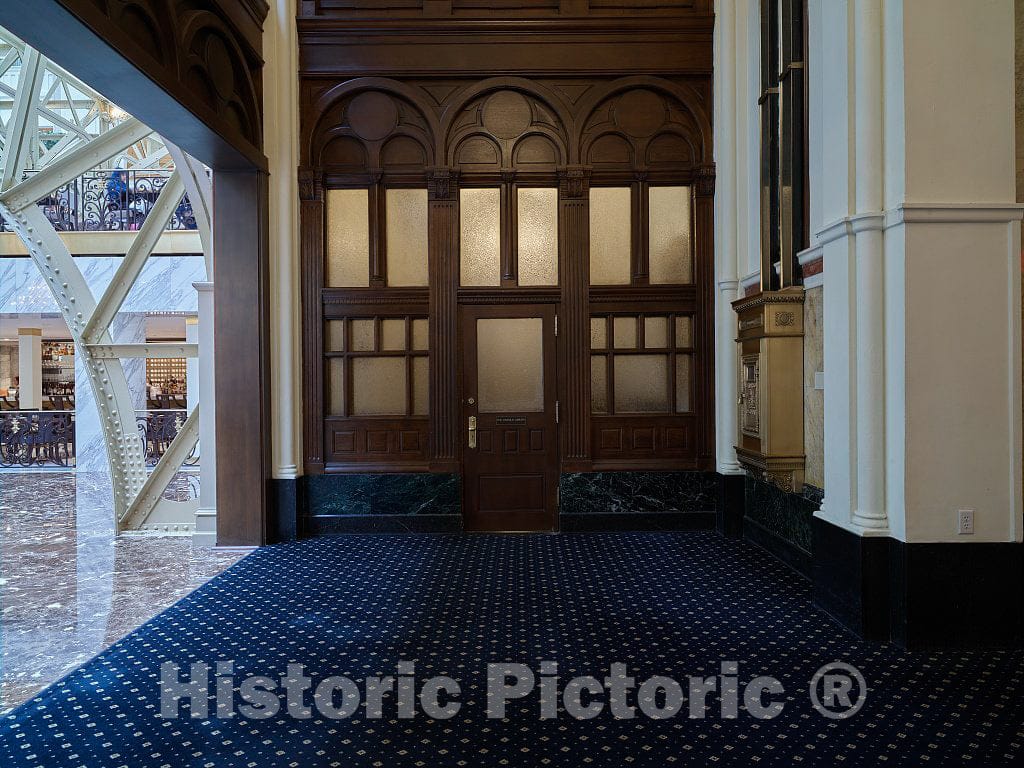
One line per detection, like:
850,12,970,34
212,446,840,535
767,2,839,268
803,286,824,491
558,471,717,515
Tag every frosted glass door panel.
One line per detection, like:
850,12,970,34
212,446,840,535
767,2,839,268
477,317,544,413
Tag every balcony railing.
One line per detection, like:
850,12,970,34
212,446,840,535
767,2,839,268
0,410,74,468
0,408,196,469
0,169,196,233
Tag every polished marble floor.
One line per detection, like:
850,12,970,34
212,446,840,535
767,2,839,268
0,471,243,713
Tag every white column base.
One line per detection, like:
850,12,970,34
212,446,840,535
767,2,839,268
193,507,217,547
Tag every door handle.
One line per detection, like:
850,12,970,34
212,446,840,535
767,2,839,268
468,415,477,449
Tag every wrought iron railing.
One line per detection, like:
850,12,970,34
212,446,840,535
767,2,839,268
0,169,196,232
0,408,197,469
135,409,198,468
0,411,75,468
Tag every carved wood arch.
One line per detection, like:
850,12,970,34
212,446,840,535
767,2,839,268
576,77,711,168
441,78,573,167
179,11,262,146
307,77,441,171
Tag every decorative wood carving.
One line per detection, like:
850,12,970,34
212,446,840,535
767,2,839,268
50,0,266,165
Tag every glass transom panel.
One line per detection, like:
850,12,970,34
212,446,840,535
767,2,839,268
648,186,692,284
326,189,370,287
517,187,559,286
589,187,632,285
385,188,429,286
460,188,501,286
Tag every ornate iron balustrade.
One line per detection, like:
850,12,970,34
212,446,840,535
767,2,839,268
0,169,196,232
0,409,198,470
135,409,198,467
0,411,75,468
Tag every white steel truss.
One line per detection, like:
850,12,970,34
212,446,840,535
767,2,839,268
0,28,213,533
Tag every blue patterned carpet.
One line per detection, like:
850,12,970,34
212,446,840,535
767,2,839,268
2,532,1022,767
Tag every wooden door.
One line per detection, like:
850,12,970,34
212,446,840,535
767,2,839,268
461,304,558,532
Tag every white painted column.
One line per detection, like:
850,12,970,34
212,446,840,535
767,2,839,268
265,0,302,480
713,0,742,474
185,315,199,414
816,0,1022,545
16,327,41,409
850,0,888,533
192,281,217,546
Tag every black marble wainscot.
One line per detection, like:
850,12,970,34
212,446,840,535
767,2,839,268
303,473,461,534
559,471,717,531
742,474,819,578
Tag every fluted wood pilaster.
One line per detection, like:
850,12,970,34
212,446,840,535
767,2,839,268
299,168,325,473
427,168,460,466
695,166,716,469
558,167,591,465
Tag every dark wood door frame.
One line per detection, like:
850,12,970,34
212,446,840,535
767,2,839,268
461,304,559,532
1,0,272,546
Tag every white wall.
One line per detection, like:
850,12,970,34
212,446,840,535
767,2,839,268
818,0,1021,543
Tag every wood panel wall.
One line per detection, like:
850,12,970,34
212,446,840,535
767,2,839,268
298,0,715,476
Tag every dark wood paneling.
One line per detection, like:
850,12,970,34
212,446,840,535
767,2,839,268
325,416,429,464
214,169,271,546
299,6,716,485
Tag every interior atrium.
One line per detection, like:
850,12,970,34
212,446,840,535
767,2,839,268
0,1,1022,767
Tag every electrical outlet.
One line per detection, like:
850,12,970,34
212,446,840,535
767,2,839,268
957,509,974,535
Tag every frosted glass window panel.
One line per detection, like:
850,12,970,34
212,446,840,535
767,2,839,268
326,321,345,352
381,318,405,351
460,188,501,286
613,316,638,348
386,188,429,286
614,355,669,413
644,316,668,348
676,354,691,412
412,356,429,415
517,187,559,286
591,355,608,414
648,186,693,284
589,187,632,285
350,319,375,351
411,318,429,350
326,189,370,287
351,357,406,415
590,317,607,350
477,317,544,413
328,358,345,415
675,315,693,347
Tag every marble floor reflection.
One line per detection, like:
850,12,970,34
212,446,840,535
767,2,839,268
0,471,243,713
